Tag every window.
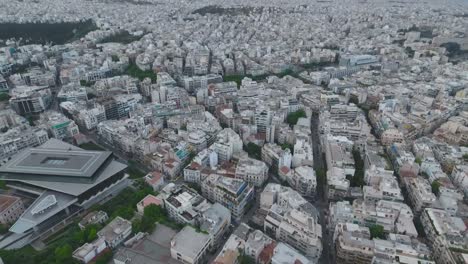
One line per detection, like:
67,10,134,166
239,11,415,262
41,157,69,165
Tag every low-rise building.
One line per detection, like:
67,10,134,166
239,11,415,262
271,242,311,264
0,195,25,224
136,194,163,214
171,225,212,264
97,216,132,248
245,230,274,262
144,171,164,192
72,237,107,264
199,203,231,251
78,211,108,230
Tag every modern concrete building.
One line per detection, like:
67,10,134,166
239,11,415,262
171,225,212,264
0,139,129,249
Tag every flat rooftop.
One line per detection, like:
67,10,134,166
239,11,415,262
0,147,112,179
0,139,127,196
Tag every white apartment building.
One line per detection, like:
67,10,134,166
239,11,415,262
292,138,314,168
72,238,107,264
381,128,405,146
276,209,322,261
271,242,312,264
77,105,106,130
201,174,254,221
235,157,269,187
262,143,292,173
97,216,132,248
288,166,317,197
164,185,209,225
211,128,242,163
420,208,467,264
404,177,437,214
0,127,49,160
245,230,274,262
451,165,468,189
171,226,212,264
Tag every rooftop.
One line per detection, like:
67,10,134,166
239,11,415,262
171,226,211,259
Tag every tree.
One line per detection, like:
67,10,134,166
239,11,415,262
369,225,385,239
351,148,365,187
244,142,262,160
143,204,166,221
0,224,9,234
440,42,461,57
463,154,468,162
286,109,307,126
87,227,97,242
415,157,422,165
54,244,72,264
95,251,113,264
0,93,10,102
0,180,7,190
238,254,255,264
280,143,294,152
431,180,440,196
112,206,135,220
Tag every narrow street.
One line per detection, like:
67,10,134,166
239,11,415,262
310,111,332,264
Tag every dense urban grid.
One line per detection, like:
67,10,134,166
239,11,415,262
0,0,467,263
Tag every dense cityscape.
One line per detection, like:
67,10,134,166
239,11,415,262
0,0,467,263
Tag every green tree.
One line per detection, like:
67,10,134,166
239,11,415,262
369,224,385,239
95,251,113,264
238,254,255,264
0,93,11,103
351,148,365,187
144,204,166,221
463,154,468,162
54,244,72,264
132,218,142,233
415,157,422,165
244,142,262,160
112,206,135,220
0,224,9,234
431,180,440,196
124,62,157,82
0,180,7,190
286,109,307,126
87,227,97,242
280,143,294,152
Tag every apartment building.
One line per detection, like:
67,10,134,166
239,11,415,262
201,174,254,221
171,226,212,264
164,185,210,225
0,195,25,224
261,143,292,174
235,157,269,187
404,177,437,214
420,208,467,264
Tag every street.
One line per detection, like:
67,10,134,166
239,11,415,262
311,111,333,264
